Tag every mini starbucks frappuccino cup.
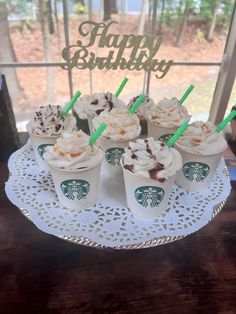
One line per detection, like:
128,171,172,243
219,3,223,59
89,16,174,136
74,92,125,135
146,97,190,141
26,104,76,171
127,94,155,136
175,121,227,192
92,106,141,175
121,137,182,218
44,131,104,210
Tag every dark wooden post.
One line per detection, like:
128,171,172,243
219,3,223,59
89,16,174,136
0,74,19,161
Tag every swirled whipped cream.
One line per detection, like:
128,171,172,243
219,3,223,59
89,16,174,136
127,94,155,119
44,131,103,170
122,137,182,181
74,92,125,119
27,105,76,136
92,106,141,140
146,97,190,127
176,121,227,155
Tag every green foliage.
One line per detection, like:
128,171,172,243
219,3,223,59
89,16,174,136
160,0,233,30
5,0,33,15
199,0,233,22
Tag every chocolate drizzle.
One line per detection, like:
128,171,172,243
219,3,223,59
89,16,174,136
149,162,165,181
96,109,104,115
146,142,152,155
124,164,134,172
55,124,61,132
107,101,114,111
91,99,98,105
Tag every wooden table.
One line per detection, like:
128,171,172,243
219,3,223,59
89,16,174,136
0,161,236,314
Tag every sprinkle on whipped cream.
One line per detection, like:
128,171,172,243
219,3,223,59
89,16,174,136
44,131,103,170
26,104,76,136
74,92,125,119
122,137,182,181
146,97,190,127
92,106,141,140
176,121,227,155
127,94,155,119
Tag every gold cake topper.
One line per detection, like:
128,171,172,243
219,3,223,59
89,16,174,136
61,21,173,79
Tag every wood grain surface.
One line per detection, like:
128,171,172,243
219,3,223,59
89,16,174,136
0,162,235,314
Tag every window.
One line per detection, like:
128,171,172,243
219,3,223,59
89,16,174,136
0,0,235,131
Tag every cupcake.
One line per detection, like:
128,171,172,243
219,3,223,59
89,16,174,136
127,94,155,135
146,97,190,142
121,137,182,218
92,105,141,174
74,92,125,134
26,104,76,170
175,121,227,192
44,130,104,209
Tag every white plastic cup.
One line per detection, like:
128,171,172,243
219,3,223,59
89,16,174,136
97,136,131,175
48,149,104,210
147,120,177,142
175,143,225,192
27,130,59,171
122,166,175,218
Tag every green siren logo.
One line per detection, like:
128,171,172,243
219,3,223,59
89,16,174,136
158,133,173,143
61,21,173,79
105,147,124,166
38,144,53,160
135,186,165,208
60,179,90,200
183,162,210,182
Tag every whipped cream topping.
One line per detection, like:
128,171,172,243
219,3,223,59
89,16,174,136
74,92,125,119
92,106,141,140
44,131,103,170
146,97,190,127
122,137,182,181
27,105,76,136
127,94,155,119
176,121,227,155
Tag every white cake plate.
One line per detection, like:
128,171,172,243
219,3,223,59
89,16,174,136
5,140,231,250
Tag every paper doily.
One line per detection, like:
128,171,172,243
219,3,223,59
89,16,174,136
5,140,231,249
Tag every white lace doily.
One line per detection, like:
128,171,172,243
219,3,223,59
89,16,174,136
5,140,231,249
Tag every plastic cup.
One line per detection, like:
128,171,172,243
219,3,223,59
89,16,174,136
147,120,178,142
175,143,226,192
97,136,132,175
48,148,104,210
27,124,59,171
122,166,175,218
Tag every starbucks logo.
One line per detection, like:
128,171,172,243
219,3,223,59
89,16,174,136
135,186,165,208
105,147,125,166
158,133,173,143
38,144,53,160
60,179,90,200
183,162,210,182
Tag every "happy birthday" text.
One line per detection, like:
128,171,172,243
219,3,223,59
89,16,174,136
61,21,173,79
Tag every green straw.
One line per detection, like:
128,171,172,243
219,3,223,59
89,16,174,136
215,110,236,133
115,77,128,98
89,122,107,146
61,91,81,117
128,94,145,114
179,84,194,105
166,122,189,148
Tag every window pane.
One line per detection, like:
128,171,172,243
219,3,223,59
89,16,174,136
11,67,69,131
148,66,220,120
